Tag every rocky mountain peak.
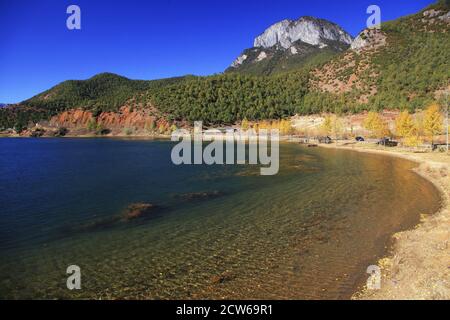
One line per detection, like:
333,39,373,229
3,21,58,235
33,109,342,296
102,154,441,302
253,16,353,49
228,16,353,74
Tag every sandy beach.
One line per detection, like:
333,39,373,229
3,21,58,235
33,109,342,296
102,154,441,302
316,142,450,300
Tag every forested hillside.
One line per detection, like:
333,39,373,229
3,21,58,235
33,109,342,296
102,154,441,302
147,72,309,124
310,0,450,112
0,74,185,130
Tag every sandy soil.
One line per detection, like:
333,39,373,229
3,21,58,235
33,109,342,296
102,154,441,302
317,142,450,300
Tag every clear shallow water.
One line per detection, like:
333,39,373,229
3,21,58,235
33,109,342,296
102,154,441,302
0,138,441,299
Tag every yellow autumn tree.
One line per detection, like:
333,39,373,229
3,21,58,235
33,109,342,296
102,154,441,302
395,111,415,138
158,123,168,134
271,120,280,131
321,115,333,136
363,111,390,138
333,116,345,139
258,120,270,131
170,124,178,133
403,134,422,147
423,103,443,144
320,115,345,139
241,118,250,131
280,119,293,135
395,111,421,147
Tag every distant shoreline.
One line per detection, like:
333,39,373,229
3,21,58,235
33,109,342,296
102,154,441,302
0,133,172,139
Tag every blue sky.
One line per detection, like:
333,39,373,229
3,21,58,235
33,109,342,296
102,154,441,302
0,0,435,103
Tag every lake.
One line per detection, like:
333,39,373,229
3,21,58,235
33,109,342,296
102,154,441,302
0,138,441,299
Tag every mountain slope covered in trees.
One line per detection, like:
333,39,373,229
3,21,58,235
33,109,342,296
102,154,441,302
309,0,450,112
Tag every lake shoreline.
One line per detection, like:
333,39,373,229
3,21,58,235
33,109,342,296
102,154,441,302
0,133,172,139
316,142,450,300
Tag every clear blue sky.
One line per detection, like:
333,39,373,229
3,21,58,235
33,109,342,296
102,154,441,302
0,0,435,103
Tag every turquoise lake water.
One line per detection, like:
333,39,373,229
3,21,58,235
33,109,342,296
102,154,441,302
0,138,441,299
